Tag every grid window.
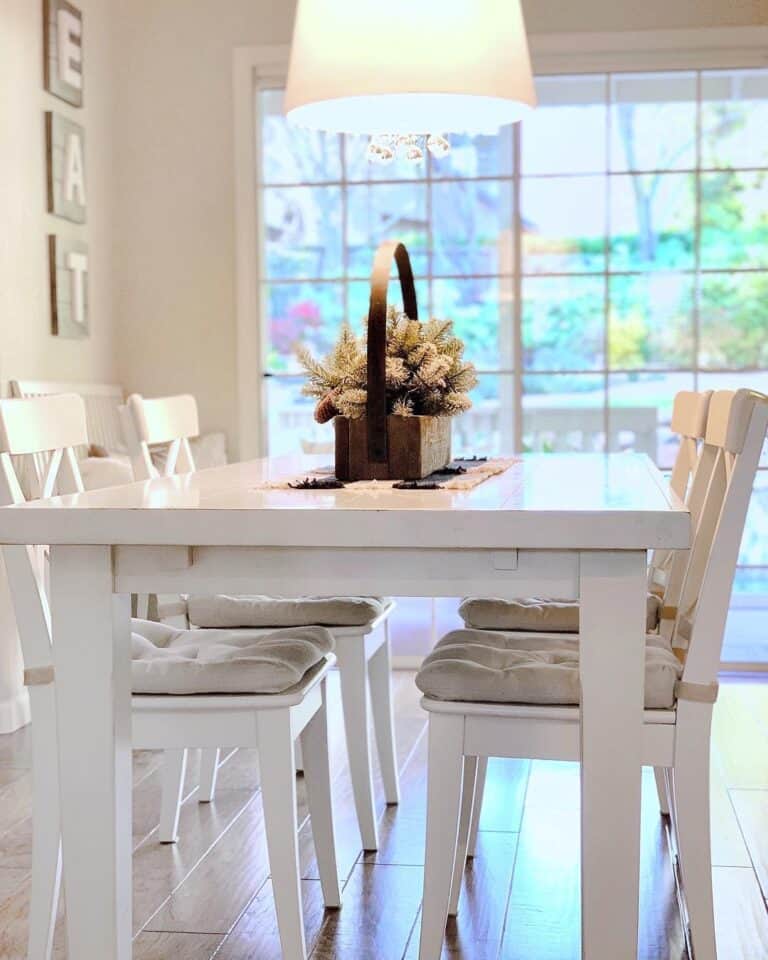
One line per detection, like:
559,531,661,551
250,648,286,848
256,70,768,646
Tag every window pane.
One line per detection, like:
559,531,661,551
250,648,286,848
609,273,694,370
740,474,768,567
722,569,768,664
347,278,430,330
701,70,768,170
264,186,342,279
608,371,695,467
453,374,514,457
522,276,604,371
521,176,606,273
344,133,423,182
432,180,514,276
432,277,513,371
523,374,606,452
521,75,607,175
610,173,695,271
609,73,697,172
266,375,331,457
431,130,514,179
700,172,768,269
346,183,428,277
260,90,341,185
265,282,344,372
700,272,768,368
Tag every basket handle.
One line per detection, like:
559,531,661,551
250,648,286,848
367,241,419,462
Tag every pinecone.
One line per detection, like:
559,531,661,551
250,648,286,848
314,390,340,424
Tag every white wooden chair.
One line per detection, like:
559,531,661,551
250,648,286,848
416,389,768,960
0,394,342,960
463,389,713,845
122,393,400,851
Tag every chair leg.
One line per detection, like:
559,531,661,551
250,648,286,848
295,737,304,774
673,706,717,960
419,713,465,960
448,755,478,917
653,765,670,816
368,627,400,805
336,636,378,851
198,749,220,803
467,755,487,858
158,748,187,843
300,679,342,909
27,688,62,960
258,708,307,960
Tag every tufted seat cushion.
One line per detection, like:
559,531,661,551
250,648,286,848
416,629,682,709
459,594,662,634
186,595,385,629
131,619,334,695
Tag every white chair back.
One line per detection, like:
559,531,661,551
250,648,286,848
122,394,199,480
0,394,89,680
674,390,768,686
649,390,712,596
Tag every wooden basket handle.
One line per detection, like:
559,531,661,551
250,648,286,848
367,241,418,462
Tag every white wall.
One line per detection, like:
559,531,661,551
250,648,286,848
0,0,117,730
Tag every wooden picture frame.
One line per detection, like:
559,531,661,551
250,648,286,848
45,112,86,223
43,0,84,107
49,235,89,339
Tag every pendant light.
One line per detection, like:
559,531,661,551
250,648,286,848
284,0,536,162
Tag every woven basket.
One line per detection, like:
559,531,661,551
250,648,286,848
334,240,451,481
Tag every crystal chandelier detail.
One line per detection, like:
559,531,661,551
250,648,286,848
367,133,451,165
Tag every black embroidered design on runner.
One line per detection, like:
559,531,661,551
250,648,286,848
288,477,346,490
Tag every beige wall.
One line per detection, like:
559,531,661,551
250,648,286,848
0,0,117,391
113,2,296,452
112,0,767,456
0,0,116,730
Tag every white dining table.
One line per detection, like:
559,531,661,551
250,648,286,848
0,451,689,960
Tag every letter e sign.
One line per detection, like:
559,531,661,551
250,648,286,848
43,0,83,107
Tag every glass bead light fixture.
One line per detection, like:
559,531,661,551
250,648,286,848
284,0,536,163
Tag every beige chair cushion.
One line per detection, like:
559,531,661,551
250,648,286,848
187,595,385,629
416,629,682,709
459,594,661,633
131,618,334,695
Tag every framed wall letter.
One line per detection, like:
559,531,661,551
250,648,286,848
43,0,83,107
49,236,89,339
45,112,86,223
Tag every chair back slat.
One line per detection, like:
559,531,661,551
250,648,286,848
649,390,712,597
681,391,768,683
0,394,88,457
126,394,199,447
0,395,90,678
123,394,199,480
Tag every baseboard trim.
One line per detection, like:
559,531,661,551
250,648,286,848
0,688,30,734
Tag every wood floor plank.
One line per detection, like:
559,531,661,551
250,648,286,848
712,682,768,789
310,863,424,960
141,789,270,934
404,830,521,960
713,866,768,960
709,757,752,868
133,930,224,960
730,789,768,901
216,879,329,959
501,762,581,960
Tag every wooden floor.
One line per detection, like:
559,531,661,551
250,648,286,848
0,673,767,960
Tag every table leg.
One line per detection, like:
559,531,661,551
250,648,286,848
579,550,646,960
50,545,132,960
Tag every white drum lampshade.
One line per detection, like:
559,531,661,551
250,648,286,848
284,0,536,135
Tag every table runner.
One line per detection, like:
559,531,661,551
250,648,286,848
256,457,518,492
